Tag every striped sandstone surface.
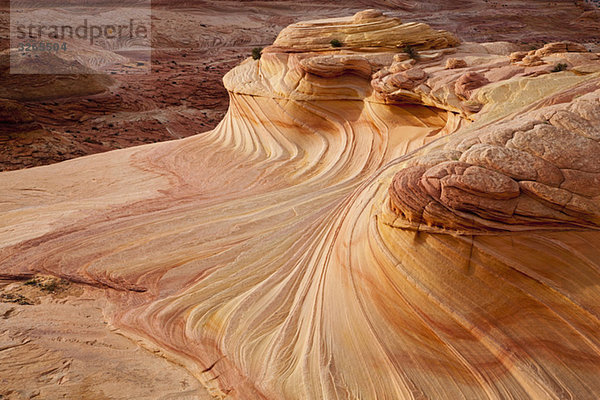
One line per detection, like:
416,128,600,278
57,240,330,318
1,10,600,399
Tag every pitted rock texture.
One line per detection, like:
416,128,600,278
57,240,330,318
371,38,600,117
2,8,600,400
445,57,467,69
389,88,600,233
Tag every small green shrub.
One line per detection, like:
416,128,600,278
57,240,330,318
0,293,32,305
251,47,263,60
403,45,420,60
330,39,343,48
24,277,67,293
551,63,568,72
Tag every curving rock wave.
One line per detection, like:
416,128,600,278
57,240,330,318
272,9,459,52
1,10,600,399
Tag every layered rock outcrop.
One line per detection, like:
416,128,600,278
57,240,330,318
388,90,600,233
272,9,459,51
1,9,600,400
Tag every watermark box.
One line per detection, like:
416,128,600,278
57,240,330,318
10,0,151,74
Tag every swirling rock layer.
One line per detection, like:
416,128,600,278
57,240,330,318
2,9,600,400
272,9,459,51
2,0,600,171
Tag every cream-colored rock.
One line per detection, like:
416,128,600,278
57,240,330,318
510,50,528,63
535,41,588,57
2,10,600,400
388,88,600,232
389,58,416,73
299,54,372,78
520,54,545,66
272,10,459,51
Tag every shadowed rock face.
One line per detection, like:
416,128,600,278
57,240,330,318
1,9,600,400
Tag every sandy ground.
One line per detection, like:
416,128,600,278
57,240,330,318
0,277,212,399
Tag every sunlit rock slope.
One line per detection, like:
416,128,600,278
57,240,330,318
1,10,600,399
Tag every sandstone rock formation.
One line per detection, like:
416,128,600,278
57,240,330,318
445,57,467,69
272,9,459,51
388,90,600,233
1,9,600,400
2,0,600,171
